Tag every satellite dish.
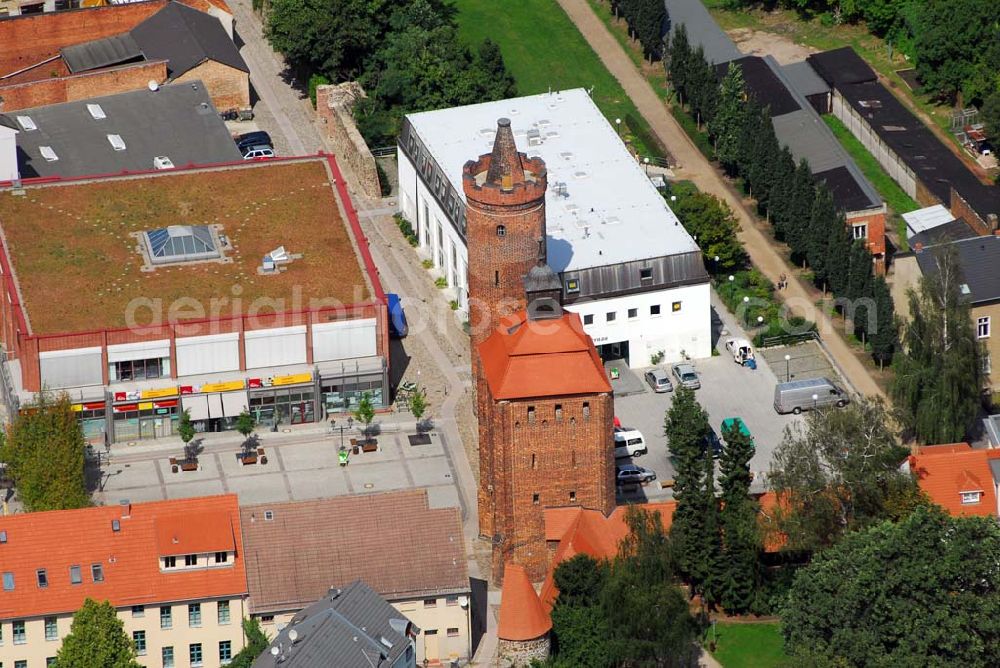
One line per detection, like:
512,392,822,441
148,80,159,92
288,629,299,642
270,646,279,656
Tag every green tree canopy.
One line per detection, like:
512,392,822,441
717,422,761,614
784,507,1000,665
709,61,747,174
914,0,1000,103
55,599,141,668
0,392,89,512
668,184,746,274
768,397,917,552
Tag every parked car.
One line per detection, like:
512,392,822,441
725,337,757,369
773,377,849,414
671,363,701,390
235,131,273,152
242,145,275,160
613,427,647,458
387,293,408,338
616,463,656,485
644,367,673,393
719,418,754,456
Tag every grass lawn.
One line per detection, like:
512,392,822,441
821,115,920,217
0,160,370,333
453,0,662,157
708,621,788,668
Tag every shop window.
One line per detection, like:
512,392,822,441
109,356,170,382
640,267,653,281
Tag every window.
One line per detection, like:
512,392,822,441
527,406,536,424
555,404,563,420
13,620,25,644
190,643,203,667
263,510,274,521
162,646,175,668
627,308,638,320
260,615,274,624
40,146,59,162
978,316,991,339
423,599,437,608
532,493,540,504
86,103,106,120
217,600,230,625
565,278,579,293
91,564,103,582
852,224,867,239
496,225,506,237
184,554,197,567
189,603,202,627
16,115,37,131
107,134,126,151
214,551,228,564
219,640,232,664
583,402,590,418
531,453,537,469
640,267,653,281
15,661,26,668
164,556,176,569
47,658,57,667
133,630,146,656
606,311,616,323
446,595,459,607
37,569,48,588
3,572,14,590
109,356,169,382
132,605,144,618
672,301,682,312
650,304,661,316
161,606,173,629
583,314,593,325
961,491,982,505
569,491,577,502
447,628,460,637
69,565,81,584
45,616,57,641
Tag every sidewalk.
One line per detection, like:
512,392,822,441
555,0,884,399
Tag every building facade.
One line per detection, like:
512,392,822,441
0,495,248,668
398,89,711,368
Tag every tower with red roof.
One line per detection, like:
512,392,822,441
465,119,615,583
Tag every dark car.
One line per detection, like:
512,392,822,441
387,293,408,338
616,463,656,485
235,131,272,152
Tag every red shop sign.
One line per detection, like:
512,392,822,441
114,403,138,413
179,386,194,395
154,399,178,408
248,378,263,389
113,392,127,402
84,402,106,410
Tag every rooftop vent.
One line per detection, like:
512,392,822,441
379,636,393,649
39,146,58,162
16,115,36,131
559,151,574,160
148,80,159,92
960,284,971,295
87,103,106,120
107,134,126,151
526,128,542,146
143,225,220,265
859,100,882,109
119,499,131,518
573,170,589,179
537,119,551,128
153,156,175,170
478,128,494,138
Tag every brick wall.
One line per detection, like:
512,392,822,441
314,83,381,198
846,208,887,274
497,636,550,667
950,187,997,236
174,59,249,111
0,61,167,111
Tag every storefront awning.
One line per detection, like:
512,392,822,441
183,395,209,421
221,391,249,418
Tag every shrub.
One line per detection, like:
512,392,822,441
435,277,447,288
422,259,433,270
449,300,459,311
308,74,331,108
375,160,392,197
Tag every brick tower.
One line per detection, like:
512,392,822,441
466,120,615,583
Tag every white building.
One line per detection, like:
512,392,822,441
397,89,711,367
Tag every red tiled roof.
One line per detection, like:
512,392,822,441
908,443,1000,518
155,510,236,556
478,311,611,399
240,490,468,614
497,563,551,641
0,495,246,620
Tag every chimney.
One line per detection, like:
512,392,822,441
914,242,923,252
989,213,999,233
119,499,131,519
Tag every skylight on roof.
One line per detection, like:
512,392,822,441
39,146,58,162
107,134,126,151
87,104,107,120
16,115,36,131
143,225,220,265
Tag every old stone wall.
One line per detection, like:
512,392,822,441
0,61,167,111
315,83,381,198
497,636,550,667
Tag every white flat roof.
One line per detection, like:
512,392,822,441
405,89,699,273
902,204,954,237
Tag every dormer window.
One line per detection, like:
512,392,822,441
961,491,982,505
164,556,177,569
215,552,228,564
184,554,197,567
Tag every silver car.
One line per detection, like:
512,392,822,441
644,368,673,393
672,363,701,390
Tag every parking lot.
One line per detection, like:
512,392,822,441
613,302,809,501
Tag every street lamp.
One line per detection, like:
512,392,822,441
784,353,791,382
742,295,750,326
643,156,650,176
670,195,677,203
812,393,819,410
615,118,622,136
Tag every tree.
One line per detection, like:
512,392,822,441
914,0,1000,103
408,387,427,432
177,409,195,447
353,392,376,443
784,507,1000,666
869,275,898,368
768,397,915,552
55,599,141,668
476,39,517,99
783,159,816,257
825,213,853,298
717,422,761,614
804,186,837,285
891,248,982,444
845,240,873,304
229,618,269,668
663,387,713,587
235,410,255,440
982,90,1000,140
710,61,746,173
0,392,89,512
666,24,693,104
668,186,746,274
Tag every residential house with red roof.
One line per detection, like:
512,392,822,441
904,443,1000,518
0,494,247,668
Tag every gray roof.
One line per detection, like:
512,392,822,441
61,33,143,74
915,235,1000,305
780,60,831,98
985,414,1000,447
11,81,242,179
131,1,248,79
0,116,18,132
253,581,417,668
665,0,742,65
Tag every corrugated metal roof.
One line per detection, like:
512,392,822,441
60,33,143,73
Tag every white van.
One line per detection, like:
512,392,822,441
613,427,647,458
